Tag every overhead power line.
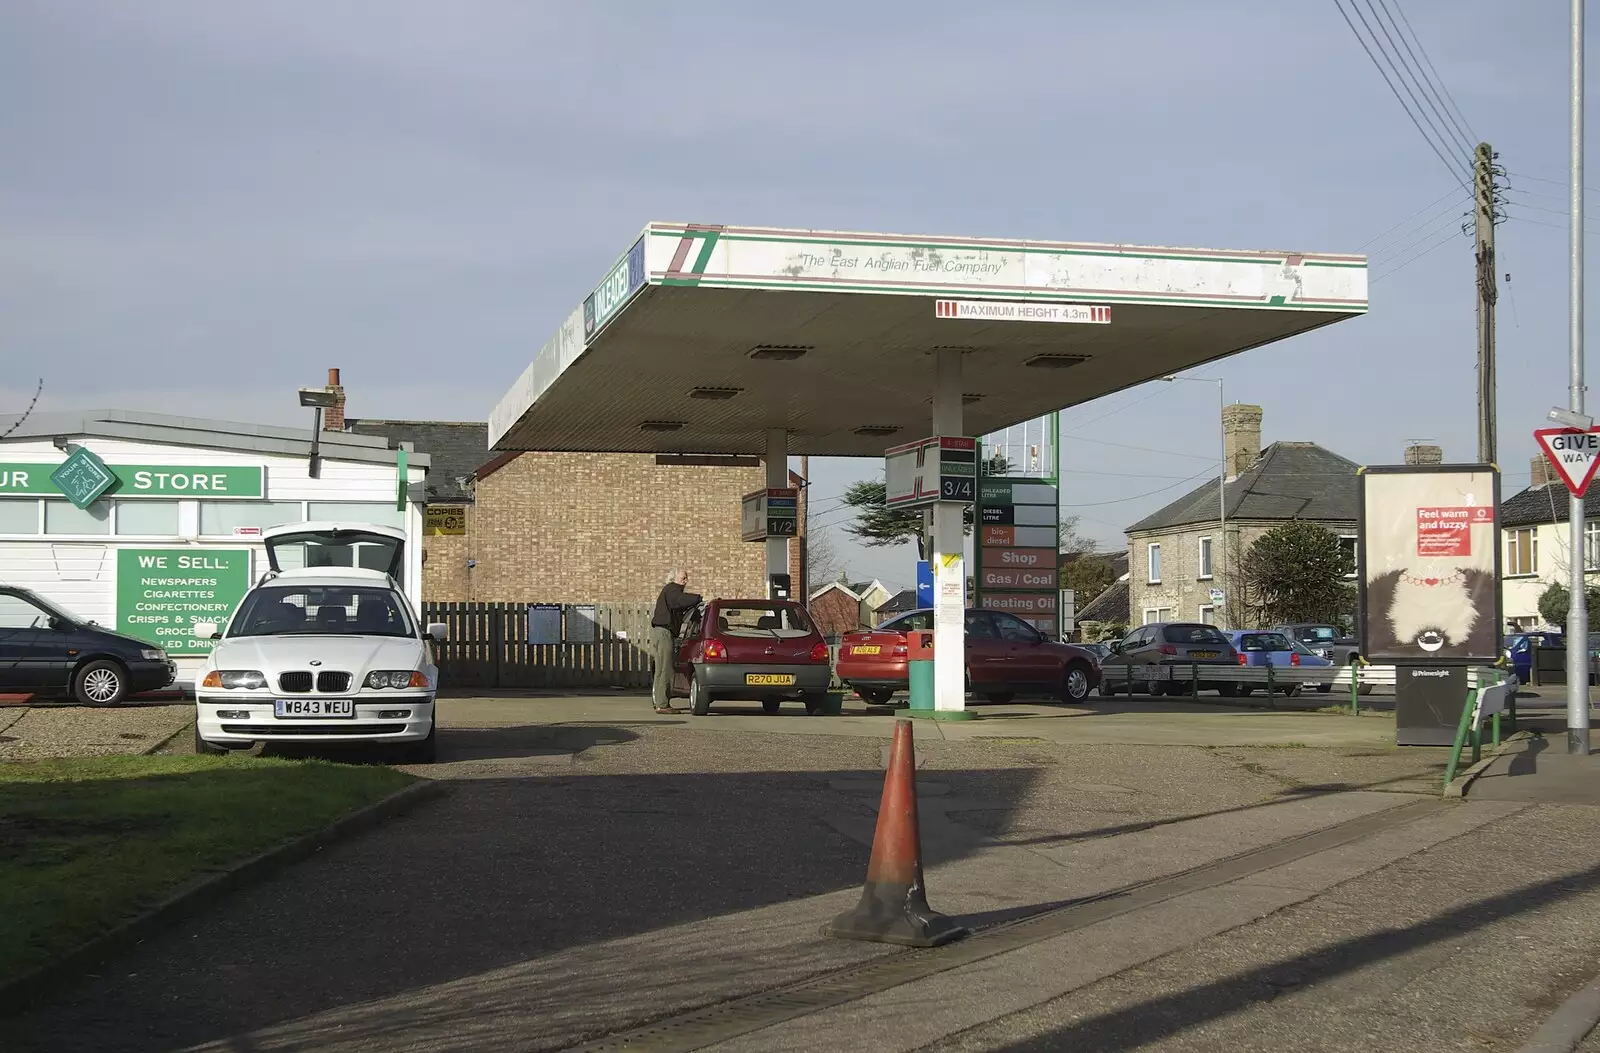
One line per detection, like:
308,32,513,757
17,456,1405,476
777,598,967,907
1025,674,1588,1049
1389,0,1479,145
1333,0,1470,185
1364,0,1475,159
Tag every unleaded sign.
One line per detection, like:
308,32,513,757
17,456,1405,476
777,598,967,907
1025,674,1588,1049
0,463,265,500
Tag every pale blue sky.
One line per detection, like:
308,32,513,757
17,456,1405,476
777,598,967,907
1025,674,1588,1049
2,1,1594,593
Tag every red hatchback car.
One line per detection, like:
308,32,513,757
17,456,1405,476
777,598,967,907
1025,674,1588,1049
837,608,1101,705
670,599,832,715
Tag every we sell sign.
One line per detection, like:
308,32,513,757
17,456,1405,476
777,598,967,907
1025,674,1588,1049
117,548,251,655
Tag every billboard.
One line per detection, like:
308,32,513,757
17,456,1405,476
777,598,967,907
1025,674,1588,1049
1357,464,1501,663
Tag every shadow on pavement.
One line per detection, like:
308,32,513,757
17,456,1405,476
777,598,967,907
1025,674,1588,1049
0,758,1043,1053
974,859,1600,1053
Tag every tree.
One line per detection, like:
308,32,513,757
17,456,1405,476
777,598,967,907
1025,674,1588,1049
1061,554,1118,607
1537,582,1600,626
1238,521,1354,625
840,454,1011,557
804,524,845,590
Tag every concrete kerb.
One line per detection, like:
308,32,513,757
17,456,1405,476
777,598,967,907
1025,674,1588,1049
1443,730,1534,799
138,718,193,755
0,778,447,1018
1518,973,1600,1053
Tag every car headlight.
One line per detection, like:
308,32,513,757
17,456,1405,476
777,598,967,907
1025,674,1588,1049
140,648,166,661
201,670,267,690
364,670,429,689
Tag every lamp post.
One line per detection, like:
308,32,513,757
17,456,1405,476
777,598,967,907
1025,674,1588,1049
297,386,338,480
1163,375,1227,628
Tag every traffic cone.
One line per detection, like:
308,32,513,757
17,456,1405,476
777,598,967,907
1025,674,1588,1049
823,718,966,948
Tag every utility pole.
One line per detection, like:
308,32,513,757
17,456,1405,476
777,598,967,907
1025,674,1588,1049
1474,142,1498,466
1568,0,1590,755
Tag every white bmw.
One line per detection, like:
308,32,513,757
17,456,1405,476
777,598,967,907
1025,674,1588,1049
192,564,445,763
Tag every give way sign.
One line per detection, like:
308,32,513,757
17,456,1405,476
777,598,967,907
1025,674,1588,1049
1535,426,1600,496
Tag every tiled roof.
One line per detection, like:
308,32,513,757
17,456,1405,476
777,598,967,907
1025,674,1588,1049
1125,442,1359,534
1076,580,1129,624
345,419,487,504
876,588,919,614
1063,550,1129,576
1501,482,1600,528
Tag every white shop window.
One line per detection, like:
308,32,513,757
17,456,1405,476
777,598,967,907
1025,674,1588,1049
1146,543,1162,584
307,502,404,528
1197,536,1213,580
0,500,41,534
113,500,179,535
44,500,110,535
199,500,304,535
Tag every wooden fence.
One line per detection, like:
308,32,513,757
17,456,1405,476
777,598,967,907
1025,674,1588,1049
424,602,657,690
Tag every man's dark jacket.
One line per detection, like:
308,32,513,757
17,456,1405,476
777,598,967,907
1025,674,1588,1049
652,582,702,635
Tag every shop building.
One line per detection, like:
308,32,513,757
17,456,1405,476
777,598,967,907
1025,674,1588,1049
0,410,427,685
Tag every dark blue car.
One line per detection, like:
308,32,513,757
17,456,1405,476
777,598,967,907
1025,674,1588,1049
1503,632,1563,682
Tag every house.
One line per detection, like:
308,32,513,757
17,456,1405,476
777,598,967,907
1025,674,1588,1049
874,588,920,622
807,578,891,639
1123,404,1365,628
1500,456,1598,631
1074,577,1130,642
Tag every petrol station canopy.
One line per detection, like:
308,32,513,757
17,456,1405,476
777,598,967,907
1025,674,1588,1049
488,223,1368,457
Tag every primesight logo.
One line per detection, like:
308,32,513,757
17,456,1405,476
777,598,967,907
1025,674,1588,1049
1411,669,1452,678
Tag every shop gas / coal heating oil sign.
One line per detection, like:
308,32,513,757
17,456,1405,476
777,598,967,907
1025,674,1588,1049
117,548,251,655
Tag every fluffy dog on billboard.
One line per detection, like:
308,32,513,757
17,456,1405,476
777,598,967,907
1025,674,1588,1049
1363,495,1496,658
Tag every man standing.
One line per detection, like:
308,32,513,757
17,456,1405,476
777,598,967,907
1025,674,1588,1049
651,568,701,714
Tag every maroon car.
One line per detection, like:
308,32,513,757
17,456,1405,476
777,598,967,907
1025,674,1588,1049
670,599,832,715
837,608,1101,705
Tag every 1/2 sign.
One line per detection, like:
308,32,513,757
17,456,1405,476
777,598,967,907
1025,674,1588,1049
941,476,975,502
766,516,798,536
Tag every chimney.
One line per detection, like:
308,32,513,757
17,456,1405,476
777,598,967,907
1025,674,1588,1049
324,368,346,431
1403,443,1443,466
1222,404,1262,479
1532,455,1554,487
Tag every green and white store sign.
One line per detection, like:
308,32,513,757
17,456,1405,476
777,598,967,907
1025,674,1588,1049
0,462,265,502
116,548,252,655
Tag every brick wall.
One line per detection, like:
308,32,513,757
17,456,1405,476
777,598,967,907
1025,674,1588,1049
421,530,472,602
1128,519,1356,628
809,586,863,640
464,452,768,604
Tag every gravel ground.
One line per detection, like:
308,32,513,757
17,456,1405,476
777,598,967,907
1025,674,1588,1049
923,803,1600,1053
0,703,192,760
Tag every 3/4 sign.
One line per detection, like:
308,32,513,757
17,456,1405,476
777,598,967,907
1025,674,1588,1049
1535,426,1600,496
941,476,975,502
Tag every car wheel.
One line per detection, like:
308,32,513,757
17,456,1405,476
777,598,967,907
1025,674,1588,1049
761,697,782,715
1061,663,1092,704
194,723,226,756
801,691,826,716
1232,684,1254,697
74,660,126,707
858,688,894,706
1284,684,1303,698
689,674,712,716
405,721,438,764
986,692,1015,705
1099,677,1118,698
1317,683,1333,693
